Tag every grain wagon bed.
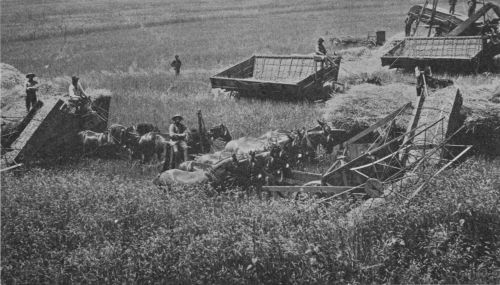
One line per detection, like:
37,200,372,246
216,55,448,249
380,36,494,71
210,54,341,100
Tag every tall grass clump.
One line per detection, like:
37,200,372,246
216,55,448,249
2,157,499,283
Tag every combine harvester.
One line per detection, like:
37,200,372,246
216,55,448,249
382,0,500,72
210,54,341,100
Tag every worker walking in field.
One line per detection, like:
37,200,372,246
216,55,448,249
68,76,89,112
169,114,189,167
170,55,182,76
449,0,457,14
315,37,327,56
25,73,39,112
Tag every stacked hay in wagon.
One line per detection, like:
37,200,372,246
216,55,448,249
210,54,341,100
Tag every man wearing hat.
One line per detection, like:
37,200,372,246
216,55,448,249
25,73,39,112
315,37,327,56
169,114,189,166
170,55,182,76
68,76,88,112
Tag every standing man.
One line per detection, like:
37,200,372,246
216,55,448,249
25,73,38,112
169,114,189,167
170,55,182,76
415,66,432,96
315,37,327,56
68,76,88,112
449,0,457,14
468,0,477,17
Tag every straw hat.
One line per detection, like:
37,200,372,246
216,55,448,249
172,114,183,121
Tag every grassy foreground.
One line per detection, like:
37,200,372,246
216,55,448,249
2,157,499,283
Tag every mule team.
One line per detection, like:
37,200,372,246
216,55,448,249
78,116,348,189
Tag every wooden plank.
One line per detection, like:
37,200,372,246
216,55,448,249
3,99,65,164
399,87,427,164
211,76,299,86
255,54,318,60
263,185,356,193
0,163,24,173
289,170,323,182
406,88,463,165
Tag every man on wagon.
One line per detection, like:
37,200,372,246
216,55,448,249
169,114,189,165
468,0,477,17
449,0,457,14
25,73,39,112
68,76,89,112
315,37,327,56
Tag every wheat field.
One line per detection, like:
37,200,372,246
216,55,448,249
2,0,500,283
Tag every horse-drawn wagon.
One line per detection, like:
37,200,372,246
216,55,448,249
210,54,342,101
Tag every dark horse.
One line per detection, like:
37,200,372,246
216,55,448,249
208,123,232,151
297,120,348,162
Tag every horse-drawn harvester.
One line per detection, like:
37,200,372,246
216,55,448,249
262,84,473,202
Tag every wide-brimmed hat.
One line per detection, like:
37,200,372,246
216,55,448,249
318,37,324,42
71,75,79,81
26,73,35,79
172,114,183,121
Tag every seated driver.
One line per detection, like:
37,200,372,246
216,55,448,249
68,76,88,112
169,114,189,163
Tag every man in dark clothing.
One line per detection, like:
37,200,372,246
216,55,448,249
25,73,38,112
468,0,477,17
169,114,189,166
170,55,182,76
415,66,432,97
449,0,457,14
315,37,327,56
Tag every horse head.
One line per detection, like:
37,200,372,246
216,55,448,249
207,155,240,184
317,120,335,154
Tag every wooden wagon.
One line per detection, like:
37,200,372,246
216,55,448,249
210,54,342,101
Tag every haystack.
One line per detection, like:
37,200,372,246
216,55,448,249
323,83,415,132
456,78,500,155
322,76,500,155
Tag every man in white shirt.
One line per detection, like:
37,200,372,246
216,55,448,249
68,76,88,112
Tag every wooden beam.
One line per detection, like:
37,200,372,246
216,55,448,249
289,170,323,182
344,103,411,146
0,163,23,173
263,185,356,193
